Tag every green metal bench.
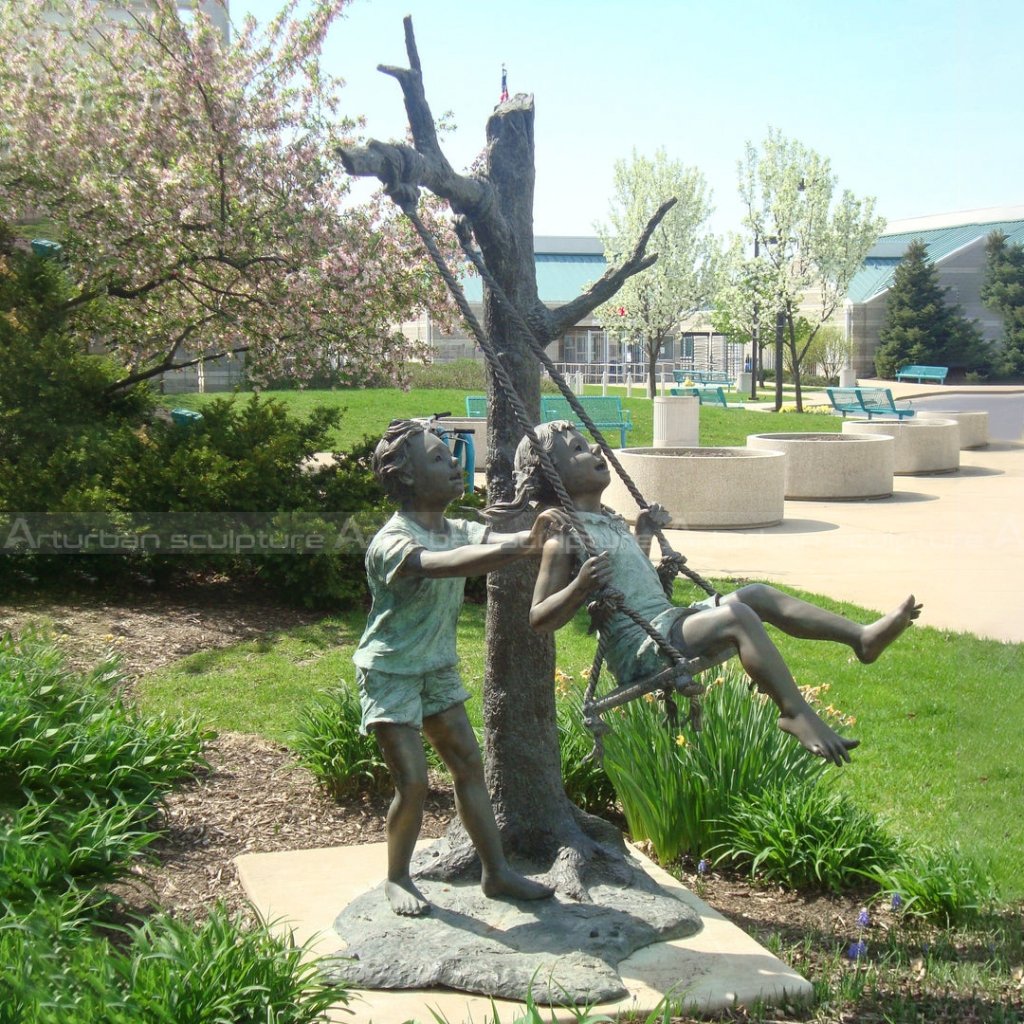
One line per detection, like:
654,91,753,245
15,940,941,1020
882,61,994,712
673,369,734,388
895,364,948,384
669,386,730,408
464,395,487,418
826,387,916,419
539,395,633,447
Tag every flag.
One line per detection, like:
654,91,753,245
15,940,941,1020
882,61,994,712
500,64,509,103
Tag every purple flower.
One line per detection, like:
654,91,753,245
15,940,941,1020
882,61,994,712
697,858,710,876
847,939,868,961
857,908,870,929
890,892,903,911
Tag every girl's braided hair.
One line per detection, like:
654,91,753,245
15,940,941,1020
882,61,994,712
484,420,575,524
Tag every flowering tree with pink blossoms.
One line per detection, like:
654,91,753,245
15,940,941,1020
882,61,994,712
0,0,455,391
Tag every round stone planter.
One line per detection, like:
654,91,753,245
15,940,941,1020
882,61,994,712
746,432,895,500
602,447,786,529
840,418,960,475
916,409,989,449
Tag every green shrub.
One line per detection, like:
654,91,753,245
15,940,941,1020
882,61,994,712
0,633,208,809
403,358,487,390
0,901,343,1024
292,683,391,799
124,905,344,1024
709,782,901,892
602,666,828,862
0,798,159,909
2,387,392,608
864,845,996,926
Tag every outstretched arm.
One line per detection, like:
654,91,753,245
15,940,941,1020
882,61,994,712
405,510,562,579
529,538,612,633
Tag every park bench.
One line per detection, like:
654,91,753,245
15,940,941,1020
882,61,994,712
465,395,487,418
826,387,916,420
673,369,734,388
539,394,633,447
895,364,948,384
669,385,730,408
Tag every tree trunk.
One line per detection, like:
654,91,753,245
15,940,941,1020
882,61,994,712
787,312,804,412
425,99,626,899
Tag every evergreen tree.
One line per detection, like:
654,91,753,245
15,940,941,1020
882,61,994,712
981,231,1024,377
874,239,990,378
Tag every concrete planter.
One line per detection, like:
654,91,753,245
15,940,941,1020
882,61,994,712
917,409,989,449
746,432,895,500
840,418,960,475
603,447,786,530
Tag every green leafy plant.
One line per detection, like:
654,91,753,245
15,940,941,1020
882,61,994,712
125,906,344,1024
0,632,208,809
292,683,392,799
863,844,996,926
0,798,160,909
708,781,901,892
602,666,828,862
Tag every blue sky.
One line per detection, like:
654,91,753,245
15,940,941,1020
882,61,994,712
233,0,1022,238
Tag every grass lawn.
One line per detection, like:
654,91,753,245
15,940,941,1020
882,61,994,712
161,386,843,451
138,583,1024,901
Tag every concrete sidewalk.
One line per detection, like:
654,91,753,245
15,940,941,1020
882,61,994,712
657,437,1024,645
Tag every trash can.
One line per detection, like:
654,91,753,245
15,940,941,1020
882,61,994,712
653,396,699,448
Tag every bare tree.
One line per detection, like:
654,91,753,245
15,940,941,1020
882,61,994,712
336,18,665,896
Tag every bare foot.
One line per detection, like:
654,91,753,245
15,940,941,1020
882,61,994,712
385,877,430,916
481,866,554,902
778,707,860,766
856,595,922,663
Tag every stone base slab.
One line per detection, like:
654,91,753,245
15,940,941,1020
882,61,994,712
236,841,812,1023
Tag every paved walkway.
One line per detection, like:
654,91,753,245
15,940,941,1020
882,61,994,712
661,386,1023,644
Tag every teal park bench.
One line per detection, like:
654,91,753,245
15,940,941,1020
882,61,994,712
465,395,488,418
826,387,916,419
669,385,730,408
539,395,633,447
895,364,948,384
673,369,734,388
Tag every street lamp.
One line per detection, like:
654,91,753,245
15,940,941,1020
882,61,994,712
774,310,786,412
750,236,760,401
751,232,779,401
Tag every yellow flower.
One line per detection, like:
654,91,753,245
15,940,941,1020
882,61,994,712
643,692,657,703
554,668,572,684
675,733,687,747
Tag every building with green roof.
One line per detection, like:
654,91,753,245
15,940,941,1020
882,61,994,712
406,235,736,376
407,207,1022,383
845,205,1024,378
